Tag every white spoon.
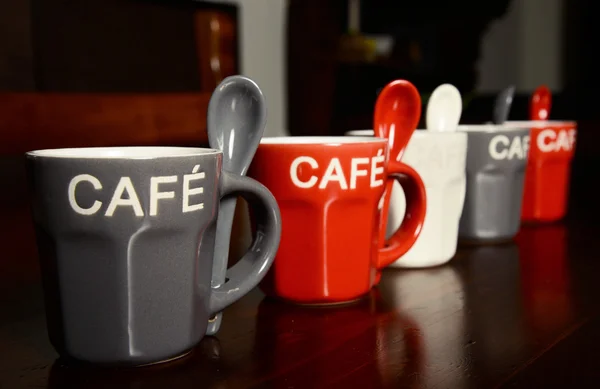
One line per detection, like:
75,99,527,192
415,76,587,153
425,84,462,132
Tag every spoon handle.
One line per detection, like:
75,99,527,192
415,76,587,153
205,75,267,336
206,197,238,335
373,80,421,250
378,180,394,247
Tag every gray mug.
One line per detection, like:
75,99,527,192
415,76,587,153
457,125,530,243
26,146,281,366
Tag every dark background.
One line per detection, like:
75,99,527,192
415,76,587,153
0,0,595,116
0,0,597,159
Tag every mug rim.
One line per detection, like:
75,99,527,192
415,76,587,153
260,136,385,145
456,124,530,133
502,120,577,128
26,146,221,159
345,129,467,138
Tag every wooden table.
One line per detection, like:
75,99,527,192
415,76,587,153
1,159,600,389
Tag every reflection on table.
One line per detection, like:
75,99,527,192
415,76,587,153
2,217,598,388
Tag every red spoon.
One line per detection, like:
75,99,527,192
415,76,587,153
530,85,552,120
374,79,422,248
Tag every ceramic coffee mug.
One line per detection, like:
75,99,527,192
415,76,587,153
247,137,427,304
346,129,467,268
457,124,530,243
26,146,281,366
502,120,577,223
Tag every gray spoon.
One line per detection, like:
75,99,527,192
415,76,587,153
206,75,267,336
493,85,515,124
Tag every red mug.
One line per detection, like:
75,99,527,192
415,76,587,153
247,136,426,304
504,120,577,222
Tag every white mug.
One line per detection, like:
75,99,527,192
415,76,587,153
346,129,467,268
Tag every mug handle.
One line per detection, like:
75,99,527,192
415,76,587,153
208,171,282,317
377,160,427,269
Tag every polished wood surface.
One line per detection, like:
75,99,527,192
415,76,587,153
1,160,599,388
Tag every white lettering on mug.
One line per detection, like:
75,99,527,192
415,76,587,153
290,156,319,188
319,158,347,189
182,165,205,213
523,135,531,156
489,135,530,160
403,143,465,173
105,177,144,217
290,149,385,190
537,129,576,152
370,149,385,187
428,144,444,170
350,157,369,189
68,174,103,215
150,175,177,216
67,165,206,216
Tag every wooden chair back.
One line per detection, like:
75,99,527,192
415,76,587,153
0,92,211,155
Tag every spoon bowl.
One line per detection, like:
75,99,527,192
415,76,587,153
374,80,421,160
426,83,462,132
207,76,267,174
530,85,552,121
493,85,515,124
